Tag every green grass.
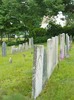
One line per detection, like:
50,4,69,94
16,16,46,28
0,43,74,100
0,46,33,100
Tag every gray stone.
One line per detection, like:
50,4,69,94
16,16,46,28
43,49,47,87
25,42,28,50
9,57,12,63
32,45,44,99
19,44,23,52
60,33,65,60
47,39,53,79
29,37,34,48
2,42,6,56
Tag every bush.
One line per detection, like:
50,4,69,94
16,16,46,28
6,40,25,46
30,28,47,37
47,22,63,37
34,36,48,43
29,28,47,43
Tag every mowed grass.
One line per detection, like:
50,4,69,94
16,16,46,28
0,43,74,100
0,46,33,100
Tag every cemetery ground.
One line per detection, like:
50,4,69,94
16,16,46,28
0,43,74,100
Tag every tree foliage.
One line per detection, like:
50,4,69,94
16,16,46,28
0,0,74,41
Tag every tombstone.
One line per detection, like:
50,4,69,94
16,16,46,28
25,42,28,50
11,45,16,54
52,37,56,69
29,37,34,48
65,34,70,58
69,35,72,48
2,42,6,56
60,33,65,60
32,45,44,99
19,44,23,52
9,57,12,63
31,37,34,48
43,49,47,87
22,43,25,50
47,39,53,79
55,36,59,65
29,38,32,48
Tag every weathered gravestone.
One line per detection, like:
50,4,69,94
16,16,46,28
43,49,47,87
29,37,34,48
55,36,59,65
29,38,32,48
19,44,23,52
11,45,15,54
32,45,44,99
22,43,25,50
11,45,19,54
2,42,6,56
25,42,28,50
31,37,34,48
69,35,72,49
65,34,70,58
52,37,56,69
60,33,65,60
47,39,53,79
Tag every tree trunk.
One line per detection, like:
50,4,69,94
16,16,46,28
1,33,2,42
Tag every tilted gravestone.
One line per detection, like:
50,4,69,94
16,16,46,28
2,42,6,56
32,45,44,99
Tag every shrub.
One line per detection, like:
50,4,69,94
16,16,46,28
6,40,25,46
34,36,48,43
30,28,47,37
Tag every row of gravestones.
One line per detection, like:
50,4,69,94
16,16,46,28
1,37,33,56
32,33,72,99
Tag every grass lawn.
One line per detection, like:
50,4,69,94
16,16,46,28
0,43,74,100
0,46,33,100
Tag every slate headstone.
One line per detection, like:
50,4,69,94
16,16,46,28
2,42,6,56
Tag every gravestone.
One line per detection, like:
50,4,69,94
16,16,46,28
52,37,56,69
55,36,58,65
31,37,34,48
2,42,6,56
11,45,16,54
22,43,25,50
19,44,23,52
29,38,32,48
65,34,69,58
9,57,12,63
32,45,44,99
29,37,34,48
60,33,65,60
25,42,28,50
43,49,47,87
69,35,72,49
47,39,53,79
